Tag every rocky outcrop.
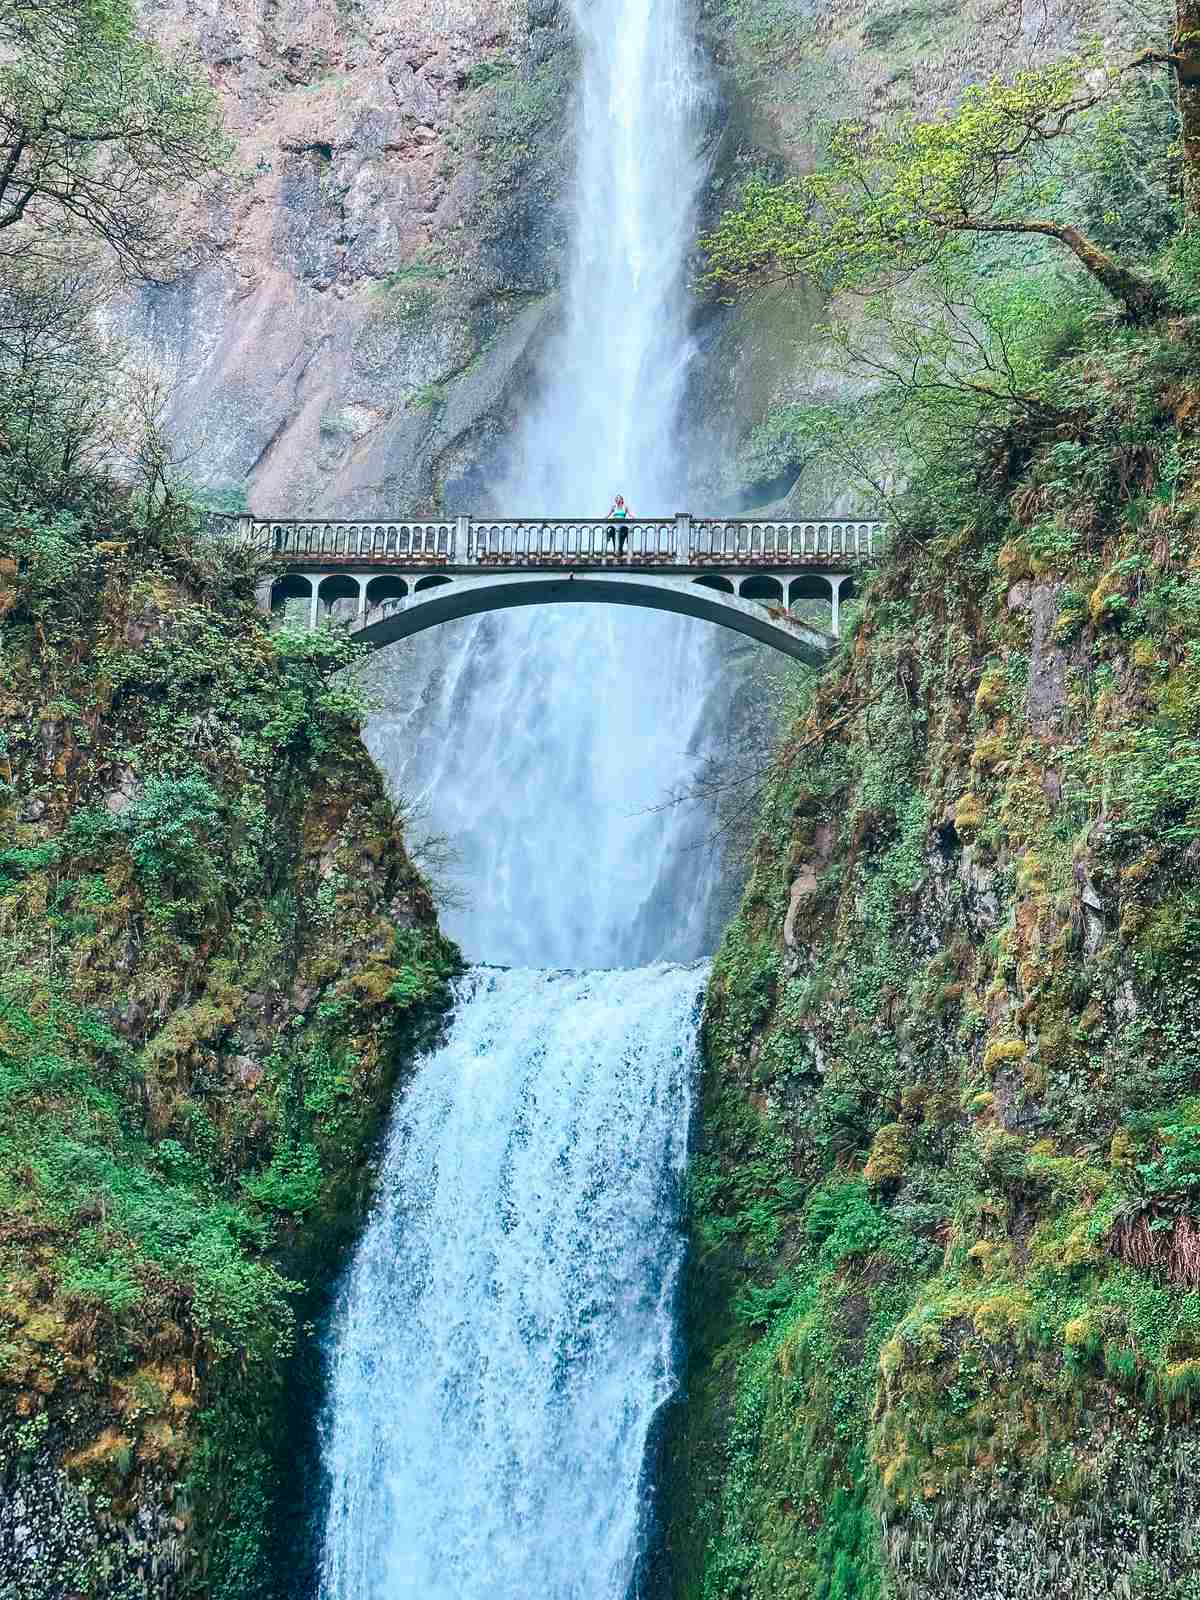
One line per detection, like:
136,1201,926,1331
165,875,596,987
130,0,572,513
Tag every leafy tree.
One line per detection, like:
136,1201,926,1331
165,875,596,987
0,265,117,491
0,0,232,281
701,52,1188,322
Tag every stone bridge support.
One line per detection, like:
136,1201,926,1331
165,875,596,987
264,567,859,661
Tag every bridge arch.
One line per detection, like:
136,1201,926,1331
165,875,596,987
365,575,407,608
239,510,885,660
271,573,312,614
344,570,835,663
318,574,360,624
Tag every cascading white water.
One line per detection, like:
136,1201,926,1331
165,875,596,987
320,0,718,1589
366,0,720,969
318,966,703,1599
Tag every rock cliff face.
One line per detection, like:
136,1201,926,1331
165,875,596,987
0,500,457,1598
129,0,1126,517
130,0,572,513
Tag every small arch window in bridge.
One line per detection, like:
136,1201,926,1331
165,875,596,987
365,576,408,618
270,574,312,616
414,574,452,593
739,575,784,604
693,574,735,595
319,573,359,623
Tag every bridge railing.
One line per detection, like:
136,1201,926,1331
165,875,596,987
226,514,886,565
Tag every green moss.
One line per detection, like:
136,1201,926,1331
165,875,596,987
0,499,458,1592
864,1123,906,1190
658,316,1200,1596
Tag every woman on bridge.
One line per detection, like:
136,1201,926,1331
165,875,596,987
606,494,630,555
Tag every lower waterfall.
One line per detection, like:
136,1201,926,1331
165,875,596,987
317,963,704,1598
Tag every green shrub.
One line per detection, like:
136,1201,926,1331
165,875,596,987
806,1179,893,1264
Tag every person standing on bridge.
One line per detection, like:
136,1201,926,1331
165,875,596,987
606,494,630,556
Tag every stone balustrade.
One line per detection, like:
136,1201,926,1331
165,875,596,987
223,513,886,566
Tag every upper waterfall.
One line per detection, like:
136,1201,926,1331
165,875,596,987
366,0,721,971
508,0,711,510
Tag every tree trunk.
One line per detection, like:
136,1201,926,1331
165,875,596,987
1053,225,1174,319
1175,0,1200,214
962,217,1173,321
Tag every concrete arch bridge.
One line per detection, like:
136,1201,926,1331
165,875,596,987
227,513,886,664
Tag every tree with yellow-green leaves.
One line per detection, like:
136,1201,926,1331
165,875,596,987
701,47,1195,323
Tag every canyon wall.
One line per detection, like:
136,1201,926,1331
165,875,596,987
0,504,456,1598
130,0,573,514
654,304,1200,1599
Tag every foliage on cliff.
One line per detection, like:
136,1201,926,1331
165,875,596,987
0,0,231,281
0,482,458,1598
658,302,1200,1597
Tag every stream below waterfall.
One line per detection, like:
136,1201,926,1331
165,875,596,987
316,0,720,1586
